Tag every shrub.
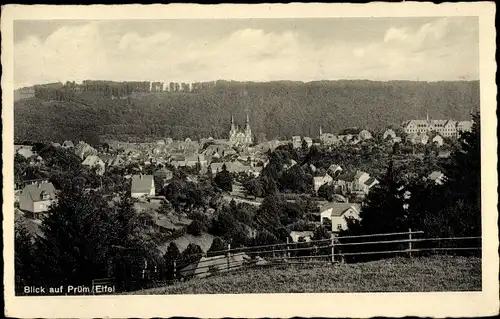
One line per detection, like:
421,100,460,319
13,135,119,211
187,220,203,236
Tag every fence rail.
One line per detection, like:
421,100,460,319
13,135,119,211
129,230,481,291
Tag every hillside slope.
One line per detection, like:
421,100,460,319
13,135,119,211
132,255,481,294
14,80,479,143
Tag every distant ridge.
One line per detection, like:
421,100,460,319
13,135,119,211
14,80,479,144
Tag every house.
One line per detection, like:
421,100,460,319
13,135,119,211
320,133,338,145
362,177,379,194
457,121,473,135
428,171,445,185
333,170,371,193
210,161,252,175
359,130,373,140
250,166,263,177
406,133,429,145
290,231,314,243
354,171,371,187
62,140,74,148
327,164,343,177
179,252,251,279
438,150,451,159
131,174,155,198
291,136,302,149
393,136,402,143
313,173,333,194
16,146,34,159
82,155,106,175
154,167,173,182
170,154,207,169
432,135,444,147
74,142,97,160
303,137,313,148
383,129,397,140
109,155,125,167
19,181,58,219
338,134,353,143
320,202,361,232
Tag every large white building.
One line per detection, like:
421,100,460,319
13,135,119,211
402,113,473,138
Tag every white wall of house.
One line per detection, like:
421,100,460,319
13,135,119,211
33,200,55,213
131,188,155,199
331,208,359,232
321,207,360,232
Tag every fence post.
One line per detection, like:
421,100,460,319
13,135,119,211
227,243,231,271
331,235,335,264
408,228,412,258
173,260,176,280
286,237,289,260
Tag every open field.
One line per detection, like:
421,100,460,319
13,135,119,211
132,256,481,294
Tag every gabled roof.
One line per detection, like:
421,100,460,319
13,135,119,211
131,175,154,193
22,182,57,202
337,171,356,182
354,170,368,180
320,202,361,217
290,230,314,237
364,177,378,187
154,167,173,177
62,140,74,147
82,155,104,166
428,171,444,180
179,252,250,278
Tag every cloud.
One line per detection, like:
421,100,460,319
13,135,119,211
384,27,409,42
14,18,479,88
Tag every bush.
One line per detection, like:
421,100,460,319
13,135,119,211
187,220,203,236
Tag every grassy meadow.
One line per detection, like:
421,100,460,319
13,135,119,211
131,255,481,294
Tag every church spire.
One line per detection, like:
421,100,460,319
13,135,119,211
319,125,323,136
230,114,236,133
426,110,429,122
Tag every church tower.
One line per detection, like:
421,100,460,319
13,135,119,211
230,115,236,139
244,113,252,144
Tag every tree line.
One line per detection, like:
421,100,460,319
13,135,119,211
15,80,479,143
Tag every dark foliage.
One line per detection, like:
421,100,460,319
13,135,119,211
15,80,478,143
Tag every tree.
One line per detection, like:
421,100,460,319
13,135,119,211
312,225,330,241
33,187,158,290
317,183,334,201
163,242,181,280
279,165,312,193
208,237,226,254
187,220,203,236
244,178,263,199
15,223,37,294
349,160,408,235
214,167,233,192
180,243,203,266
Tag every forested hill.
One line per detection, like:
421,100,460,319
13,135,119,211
14,80,479,144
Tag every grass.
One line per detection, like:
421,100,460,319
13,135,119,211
132,255,481,294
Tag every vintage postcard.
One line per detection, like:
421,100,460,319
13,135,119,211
2,2,498,318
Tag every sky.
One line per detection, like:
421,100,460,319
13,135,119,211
14,17,479,88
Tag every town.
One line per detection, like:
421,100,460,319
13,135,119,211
14,103,478,293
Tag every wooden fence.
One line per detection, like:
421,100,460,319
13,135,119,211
134,230,481,290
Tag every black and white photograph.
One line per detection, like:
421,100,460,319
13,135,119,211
2,3,498,318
